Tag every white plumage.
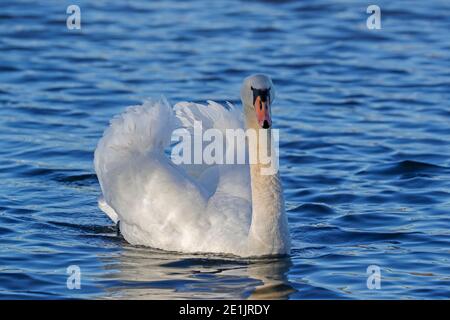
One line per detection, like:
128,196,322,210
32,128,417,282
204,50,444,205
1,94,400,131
94,75,291,257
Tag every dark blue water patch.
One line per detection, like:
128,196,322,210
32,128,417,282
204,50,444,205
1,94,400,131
0,272,49,293
357,160,448,179
303,192,359,205
391,151,450,164
161,258,248,269
45,220,116,235
291,203,336,216
53,173,98,186
283,185,312,198
299,224,428,245
331,212,408,231
288,283,346,300
10,165,78,180
354,191,442,205
0,225,16,236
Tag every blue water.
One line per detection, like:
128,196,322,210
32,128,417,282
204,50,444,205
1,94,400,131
1,0,449,299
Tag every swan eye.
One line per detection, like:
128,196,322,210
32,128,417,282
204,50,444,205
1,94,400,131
251,86,270,106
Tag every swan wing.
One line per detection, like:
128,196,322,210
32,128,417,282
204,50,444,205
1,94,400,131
94,98,252,255
174,100,244,133
94,98,209,252
174,101,253,253
173,100,248,191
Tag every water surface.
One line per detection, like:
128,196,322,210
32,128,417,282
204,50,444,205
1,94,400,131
0,0,449,299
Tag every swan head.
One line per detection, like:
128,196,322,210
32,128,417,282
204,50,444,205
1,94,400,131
240,74,275,129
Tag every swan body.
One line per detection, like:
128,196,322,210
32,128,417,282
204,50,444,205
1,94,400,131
94,74,290,257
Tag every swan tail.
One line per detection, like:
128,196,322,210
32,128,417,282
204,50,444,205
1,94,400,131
98,196,119,224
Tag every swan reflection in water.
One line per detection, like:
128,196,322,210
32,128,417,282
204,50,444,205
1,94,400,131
97,243,295,299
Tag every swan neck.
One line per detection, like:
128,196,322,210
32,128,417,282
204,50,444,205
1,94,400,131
244,105,290,255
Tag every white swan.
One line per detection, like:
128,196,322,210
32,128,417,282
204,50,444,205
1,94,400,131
94,74,290,257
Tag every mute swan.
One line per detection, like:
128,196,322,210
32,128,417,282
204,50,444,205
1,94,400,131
94,74,291,257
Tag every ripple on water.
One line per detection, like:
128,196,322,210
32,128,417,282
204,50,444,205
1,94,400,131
358,160,448,179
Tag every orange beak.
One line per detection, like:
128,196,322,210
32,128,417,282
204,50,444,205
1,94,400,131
254,95,272,129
